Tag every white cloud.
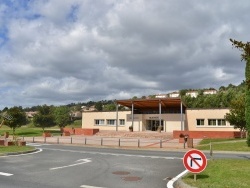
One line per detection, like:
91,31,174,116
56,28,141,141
0,0,249,109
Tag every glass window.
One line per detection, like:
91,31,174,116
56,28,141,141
119,119,125,125
107,119,116,125
95,119,104,125
196,119,204,126
208,119,216,126
217,119,226,126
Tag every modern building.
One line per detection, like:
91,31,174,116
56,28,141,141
82,98,239,138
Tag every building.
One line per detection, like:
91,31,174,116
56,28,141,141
168,91,180,98
82,98,240,138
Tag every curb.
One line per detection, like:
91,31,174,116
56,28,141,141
167,170,188,188
0,148,39,156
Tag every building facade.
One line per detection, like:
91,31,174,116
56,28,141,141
82,98,237,135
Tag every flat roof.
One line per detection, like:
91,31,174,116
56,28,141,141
116,98,186,109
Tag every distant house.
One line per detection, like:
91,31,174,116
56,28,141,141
186,90,198,98
155,94,167,98
25,111,38,118
203,89,217,95
81,105,96,112
169,92,180,98
71,111,82,118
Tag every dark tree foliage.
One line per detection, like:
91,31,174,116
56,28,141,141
230,38,250,146
225,94,246,138
33,105,55,132
5,107,27,138
95,102,103,111
53,106,71,128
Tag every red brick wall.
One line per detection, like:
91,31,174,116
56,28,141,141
63,128,99,135
173,130,241,139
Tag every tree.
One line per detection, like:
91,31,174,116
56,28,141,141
53,106,71,128
95,102,103,111
225,95,246,138
103,103,116,111
5,107,27,139
230,38,250,146
33,105,55,132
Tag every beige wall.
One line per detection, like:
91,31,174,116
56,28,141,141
82,111,130,131
82,111,186,132
82,108,235,132
186,108,235,131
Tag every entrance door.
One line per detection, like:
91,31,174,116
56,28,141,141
146,120,163,131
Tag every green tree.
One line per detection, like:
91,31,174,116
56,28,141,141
103,103,116,111
33,105,55,132
95,102,103,111
53,106,71,128
230,38,250,146
5,107,27,139
225,95,246,138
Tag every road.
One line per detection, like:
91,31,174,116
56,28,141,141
0,144,249,188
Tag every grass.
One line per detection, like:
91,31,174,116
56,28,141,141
181,139,250,188
0,120,82,138
196,138,250,152
182,159,250,188
0,145,35,155
0,126,62,137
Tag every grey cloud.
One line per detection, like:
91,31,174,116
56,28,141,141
0,0,249,108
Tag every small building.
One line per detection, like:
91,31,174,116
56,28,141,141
186,90,198,98
82,98,239,138
203,89,217,95
168,91,180,98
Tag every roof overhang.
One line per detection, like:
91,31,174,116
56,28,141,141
116,98,186,109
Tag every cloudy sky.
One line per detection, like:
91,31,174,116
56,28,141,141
0,0,249,109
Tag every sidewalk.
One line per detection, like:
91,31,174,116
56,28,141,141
22,130,202,150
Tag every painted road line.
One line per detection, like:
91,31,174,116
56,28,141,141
50,158,92,170
167,170,188,188
0,172,13,177
80,185,107,188
42,148,182,160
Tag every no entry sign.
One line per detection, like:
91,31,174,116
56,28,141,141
183,149,207,173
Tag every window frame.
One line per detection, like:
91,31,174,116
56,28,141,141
196,119,205,126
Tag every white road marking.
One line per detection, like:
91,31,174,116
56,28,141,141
50,158,92,170
42,148,182,160
0,149,43,158
167,170,188,188
27,143,51,147
80,185,106,188
0,172,13,176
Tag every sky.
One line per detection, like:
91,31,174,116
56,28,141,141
0,0,249,109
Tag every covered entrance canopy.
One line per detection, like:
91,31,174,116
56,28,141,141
116,98,186,131
116,98,186,110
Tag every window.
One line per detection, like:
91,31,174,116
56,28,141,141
95,119,104,125
196,119,204,126
217,119,226,126
119,119,125,125
107,119,116,125
208,119,216,126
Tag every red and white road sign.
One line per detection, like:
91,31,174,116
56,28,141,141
183,149,207,173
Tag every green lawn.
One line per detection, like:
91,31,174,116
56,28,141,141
181,139,250,188
0,146,35,155
182,159,250,188
0,120,82,138
196,138,250,152
0,126,62,137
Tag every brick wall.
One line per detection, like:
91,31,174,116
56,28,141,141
62,128,99,135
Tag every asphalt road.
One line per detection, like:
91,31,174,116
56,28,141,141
0,144,249,188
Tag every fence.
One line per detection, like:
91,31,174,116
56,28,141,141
21,136,185,149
